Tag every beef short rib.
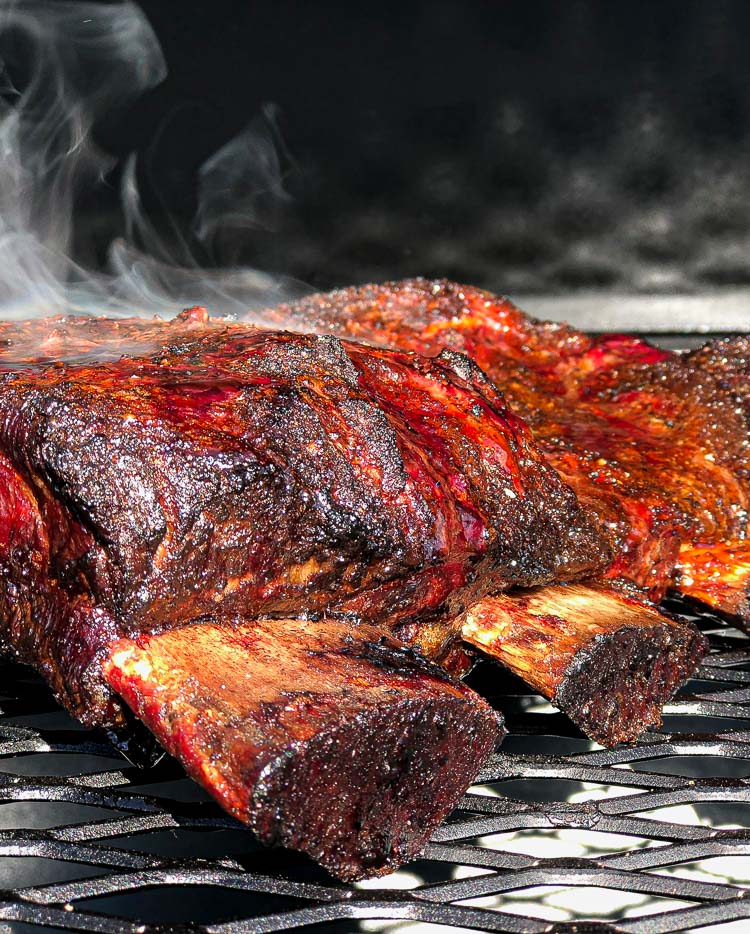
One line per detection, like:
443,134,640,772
0,308,612,877
105,617,502,881
0,316,605,726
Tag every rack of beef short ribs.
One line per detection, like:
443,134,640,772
0,311,605,880
0,281,728,880
272,278,750,732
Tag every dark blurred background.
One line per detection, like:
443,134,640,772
87,0,750,307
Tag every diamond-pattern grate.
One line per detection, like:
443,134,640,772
0,605,746,933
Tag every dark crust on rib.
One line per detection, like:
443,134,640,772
104,618,503,881
554,618,707,745
688,335,750,419
254,697,493,879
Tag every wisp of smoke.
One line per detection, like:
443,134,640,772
0,0,309,320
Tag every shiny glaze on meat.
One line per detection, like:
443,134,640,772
0,306,604,724
274,279,749,600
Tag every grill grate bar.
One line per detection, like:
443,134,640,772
211,900,555,934
418,865,746,900
615,900,750,934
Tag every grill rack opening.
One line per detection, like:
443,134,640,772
0,601,745,934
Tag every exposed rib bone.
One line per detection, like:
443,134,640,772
104,616,503,881
460,584,706,746
675,541,750,631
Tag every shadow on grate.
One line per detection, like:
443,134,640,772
0,607,745,934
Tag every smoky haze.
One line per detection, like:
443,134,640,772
3,0,750,322
0,0,309,321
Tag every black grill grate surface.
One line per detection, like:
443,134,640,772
0,604,746,933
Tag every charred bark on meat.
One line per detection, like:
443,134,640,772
104,617,503,881
275,278,749,608
460,584,706,746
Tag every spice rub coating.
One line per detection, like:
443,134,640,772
0,311,604,726
275,279,749,603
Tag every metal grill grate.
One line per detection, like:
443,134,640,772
0,604,746,933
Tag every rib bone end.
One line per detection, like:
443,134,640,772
553,615,706,745
675,541,750,632
462,585,707,747
104,617,503,881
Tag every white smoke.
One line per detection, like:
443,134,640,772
0,0,309,320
